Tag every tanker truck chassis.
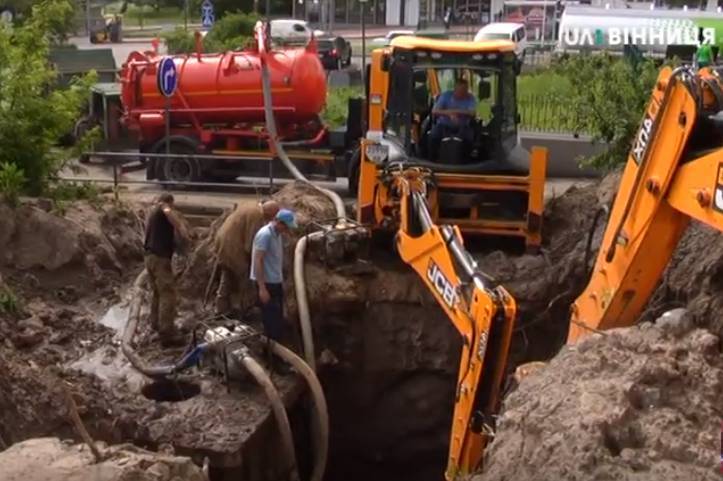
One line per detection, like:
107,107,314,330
118,31,363,186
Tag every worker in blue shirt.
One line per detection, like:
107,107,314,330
250,208,297,370
428,78,477,160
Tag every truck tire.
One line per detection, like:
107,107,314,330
347,148,361,197
154,139,202,188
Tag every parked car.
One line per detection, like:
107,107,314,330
371,30,415,46
473,22,527,60
316,35,352,70
269,19,312,46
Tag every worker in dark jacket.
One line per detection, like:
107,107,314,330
143,193,189,347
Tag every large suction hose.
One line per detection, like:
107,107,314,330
255,25,337,481
255,21,345,370
293,233,323,371
255,21,346,221
271,340,329,481
239,350,300,481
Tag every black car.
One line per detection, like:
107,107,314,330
316,35,352,70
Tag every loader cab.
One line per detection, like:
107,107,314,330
357,37,547,252
370,37,524,173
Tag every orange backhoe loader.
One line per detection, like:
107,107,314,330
374,64,723,480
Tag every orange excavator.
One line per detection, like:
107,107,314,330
370,64,723,480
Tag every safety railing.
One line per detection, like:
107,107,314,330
58,151,299,198
518,94,586,135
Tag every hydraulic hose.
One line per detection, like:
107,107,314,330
271,340,329,481
122,270,208,379
238,350,300,481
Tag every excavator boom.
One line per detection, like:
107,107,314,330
388,166,516,480
570,66,723,341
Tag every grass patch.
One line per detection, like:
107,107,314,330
518,69,571,97
0,285,20,316
105,2,185,28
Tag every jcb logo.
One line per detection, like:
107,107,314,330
632,114,653,164
714,163,723,214
427,260,458,310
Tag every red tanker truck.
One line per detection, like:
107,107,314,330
119,25,361,184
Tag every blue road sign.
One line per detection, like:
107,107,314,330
157,57,177,98
201,0,215,28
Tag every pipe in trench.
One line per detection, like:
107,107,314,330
238,350,301,481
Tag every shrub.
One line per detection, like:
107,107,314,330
163,11,258,54
322,87,363,129
0,0,95,194
555,54,659,170
0,162,26,206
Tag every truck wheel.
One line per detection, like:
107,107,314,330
347,148,360,197
157,143,201,188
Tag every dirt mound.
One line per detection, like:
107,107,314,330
0,200,143,295
179,181,340,302
643,224,723,337
0,199,146,447
475,313,722,481
0,437,206,481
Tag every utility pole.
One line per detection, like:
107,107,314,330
361,0,367,85
85,0,90,36
184,0,188,31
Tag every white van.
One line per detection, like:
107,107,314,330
473,22,527,60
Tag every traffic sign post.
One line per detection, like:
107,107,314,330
157,57,178,155
201,0,215,28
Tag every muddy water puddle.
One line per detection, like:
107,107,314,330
98,303,130,332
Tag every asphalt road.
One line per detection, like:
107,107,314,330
61,158,592,212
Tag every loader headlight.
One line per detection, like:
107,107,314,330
366,143,389,164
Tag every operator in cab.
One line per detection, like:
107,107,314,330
428,78,477,160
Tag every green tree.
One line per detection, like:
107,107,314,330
0,0,95,196
0,0,77,42
556,54,659,170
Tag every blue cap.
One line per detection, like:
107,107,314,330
275,209,297,229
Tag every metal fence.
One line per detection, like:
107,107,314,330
518,94,586,135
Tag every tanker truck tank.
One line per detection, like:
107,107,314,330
555,6,723,57
120,39,328,150
117,27,344,185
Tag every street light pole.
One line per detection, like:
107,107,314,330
361,0,367,85
184,0,188,31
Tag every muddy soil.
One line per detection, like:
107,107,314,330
0,200,146,447
475,316,722,481
0,437,207,481
0,196,309,481
1,172,721,481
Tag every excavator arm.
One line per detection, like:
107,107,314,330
388,167,516,480
570,66,723,342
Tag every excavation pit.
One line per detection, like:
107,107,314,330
141,379,201,403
